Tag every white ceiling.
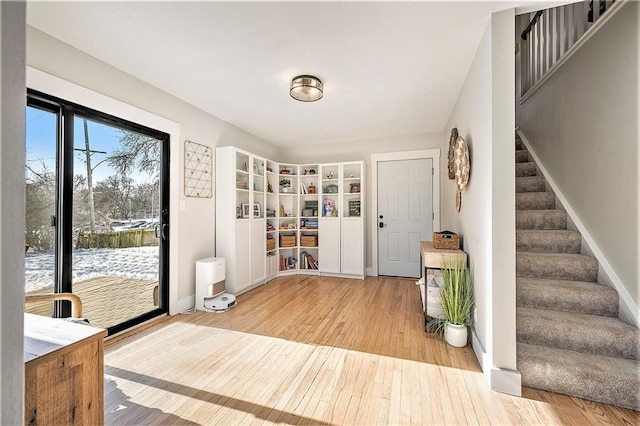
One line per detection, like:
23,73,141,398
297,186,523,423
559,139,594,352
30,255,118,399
27,1,531,147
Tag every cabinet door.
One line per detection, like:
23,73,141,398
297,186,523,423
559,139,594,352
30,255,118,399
233,220,252,293
251,219,266,284
341,218,364,276
319,219,340,273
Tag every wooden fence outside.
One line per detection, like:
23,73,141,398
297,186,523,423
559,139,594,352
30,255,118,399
77,228,158,249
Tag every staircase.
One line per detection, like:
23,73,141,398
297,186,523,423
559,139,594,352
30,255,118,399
514,134,640,411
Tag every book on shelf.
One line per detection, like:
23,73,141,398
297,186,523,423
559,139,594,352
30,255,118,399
300,251,318,270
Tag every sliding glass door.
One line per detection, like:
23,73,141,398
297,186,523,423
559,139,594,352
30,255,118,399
25,91,170,335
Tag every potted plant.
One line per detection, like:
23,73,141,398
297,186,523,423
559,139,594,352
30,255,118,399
279,178,292,193
429,258,473,347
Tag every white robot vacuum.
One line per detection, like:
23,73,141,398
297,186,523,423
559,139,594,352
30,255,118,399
203,292,237,313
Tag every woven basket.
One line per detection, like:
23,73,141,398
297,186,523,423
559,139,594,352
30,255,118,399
279,234,296,248
300,234,318,247
433,232,460,250
266,238,275,251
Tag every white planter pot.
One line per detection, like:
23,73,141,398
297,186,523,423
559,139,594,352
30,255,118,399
445,323,468,347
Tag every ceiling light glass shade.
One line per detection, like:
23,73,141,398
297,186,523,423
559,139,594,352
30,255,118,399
290,75,323,102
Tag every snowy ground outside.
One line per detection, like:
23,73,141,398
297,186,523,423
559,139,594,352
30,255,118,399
25,246,159,292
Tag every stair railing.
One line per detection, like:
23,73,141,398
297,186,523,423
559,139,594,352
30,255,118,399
518,0,619,98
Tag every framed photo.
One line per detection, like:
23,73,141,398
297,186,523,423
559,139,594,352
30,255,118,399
349,182,361,193
241,203,250,218
253,203,261,218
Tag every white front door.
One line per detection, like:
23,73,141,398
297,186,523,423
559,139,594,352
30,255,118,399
378,159,433,278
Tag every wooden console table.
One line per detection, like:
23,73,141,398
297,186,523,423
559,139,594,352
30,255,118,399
419,241,467,327
24,313,107,425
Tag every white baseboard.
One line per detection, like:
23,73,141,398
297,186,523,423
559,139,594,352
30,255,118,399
172,295,195,315
517,129,640,327
366,267,377,277
491,368,522,396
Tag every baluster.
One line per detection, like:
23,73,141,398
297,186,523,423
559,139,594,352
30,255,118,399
528,35,533,90
545,9,552,74
553,7,560,65
535,18,541,83
592,0,601,22
569,3,582,49
560,6,569,56
578,1,588,39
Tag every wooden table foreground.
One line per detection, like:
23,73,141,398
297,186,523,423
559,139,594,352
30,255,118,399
24,313,107,425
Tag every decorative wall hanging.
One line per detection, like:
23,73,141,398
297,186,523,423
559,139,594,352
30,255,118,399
447,127,458,180
453,135,470,212
184,140,213,198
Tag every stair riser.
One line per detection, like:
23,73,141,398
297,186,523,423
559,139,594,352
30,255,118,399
516,211,567,230
515,150,530,163
516,163,537,177
516,232,581,253
516,177,546,193
516,280,618,317
515,138,523,150
517,256,598,281
517,314,640,360
518,357,640,411
516,193,555,210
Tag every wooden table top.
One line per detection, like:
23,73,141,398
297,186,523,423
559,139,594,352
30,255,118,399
24,313,106,364
420,240,467,269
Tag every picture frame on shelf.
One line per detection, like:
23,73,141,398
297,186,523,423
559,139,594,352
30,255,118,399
241,203,250,218
253,204,261,218
349,182,361,193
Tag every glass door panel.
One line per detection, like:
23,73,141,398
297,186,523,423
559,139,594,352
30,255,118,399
72,116,162,329
24,106,58,317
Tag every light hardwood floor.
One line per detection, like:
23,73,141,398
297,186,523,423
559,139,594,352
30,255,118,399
104,275,639,425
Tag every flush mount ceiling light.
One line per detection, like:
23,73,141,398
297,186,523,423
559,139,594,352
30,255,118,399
290,75,323,102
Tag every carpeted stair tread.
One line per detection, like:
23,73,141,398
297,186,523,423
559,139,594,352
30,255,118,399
515,137,523,150
517,343,640,411
516,210,567,230
517,252,598,281
516,192,555,210
516,230,581,253
516,277,618,316
516,162,537,177
516,176,546,193
515,150,530,163
517,307,640,360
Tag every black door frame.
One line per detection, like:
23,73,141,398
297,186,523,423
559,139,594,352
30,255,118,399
27,89,170,334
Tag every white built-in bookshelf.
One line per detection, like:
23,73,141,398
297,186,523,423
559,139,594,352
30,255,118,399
216,146,365,296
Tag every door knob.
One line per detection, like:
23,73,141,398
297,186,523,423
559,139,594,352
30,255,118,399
379,222,384,228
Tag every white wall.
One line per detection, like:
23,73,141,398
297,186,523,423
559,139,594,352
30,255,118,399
517,1,639,321
0,2,26,423
279,132,452,273
26,26,279,313
445,9,519,395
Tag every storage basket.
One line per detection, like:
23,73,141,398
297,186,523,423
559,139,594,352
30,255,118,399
433,231,459,250
236,180,248,190
300,234,318,247
279,234,296,248
266,238,275,251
